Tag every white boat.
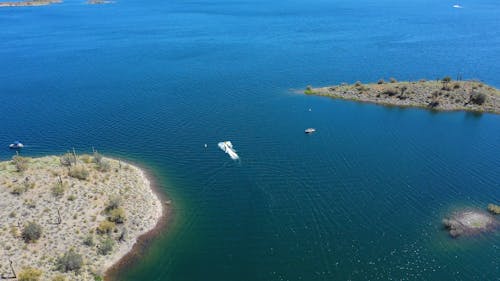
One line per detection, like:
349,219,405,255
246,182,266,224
304,128,316,134
9,141,24,149
218,141,239,160
452,4,463,8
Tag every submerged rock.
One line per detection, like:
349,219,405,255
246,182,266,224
442,211,496,238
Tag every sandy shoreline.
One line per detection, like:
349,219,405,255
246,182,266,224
0,154,168,281
104,161,172,281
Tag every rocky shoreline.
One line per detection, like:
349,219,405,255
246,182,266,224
0,153,164,281
306,78,500,114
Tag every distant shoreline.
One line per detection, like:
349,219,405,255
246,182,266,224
0,0,113,7
305,78,500,114
0,0,61,7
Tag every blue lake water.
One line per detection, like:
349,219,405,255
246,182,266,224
1,0,499,280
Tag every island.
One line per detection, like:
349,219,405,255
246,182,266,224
87,0,113,4
0,152,164,281
0,0,61,7
442,207,498,238
305,77,500,114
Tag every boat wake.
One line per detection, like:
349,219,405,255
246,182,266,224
218,141,239,160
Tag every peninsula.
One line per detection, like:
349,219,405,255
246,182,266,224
305,78,500,114
0,152,164,281
0,0,60,7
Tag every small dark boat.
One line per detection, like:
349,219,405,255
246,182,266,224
304,128,316,134
9,141,24,149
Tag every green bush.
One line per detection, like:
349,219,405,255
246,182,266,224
389,77,397,83
83,234,95,246
51,182,67,198
470,91,487,105
55,249,83,272
377,79,385,84
12,155,30,172
442,76,452,83
22,221,42,243
97,160,111,172
93,152,103,165
18,267,42,281
11,184,28,195
106,195,122,211
382,89,398,96
98,237,115,255
60,153,76,167
108,208,126,224
487,203,500,214
97,220,115,234
52,275,66,281
304,85,314,95
80,154,93,164
69,165,89,180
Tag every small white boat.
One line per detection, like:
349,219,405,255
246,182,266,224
9,141,24,149
218,141,239,160
304,128,316,134
452,4,463,8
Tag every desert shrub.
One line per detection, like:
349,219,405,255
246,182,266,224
389,77,397,83
419,79,427,83
98,237,115,255
83,234,95,246
11,184,28,195
108,208,126,224
18,267,42,281
52,275,66,281
97,220,115,234
453,83,460,89
93,152,103,165
69,165,89,180
428,100,440,108
51,182,68,198
106,195,122,211
97,160,111,172
382,89,398,96
12,155,30,172
400,85,408,94
442,76,452,83
22,221,42,243
55,249,83,272
487,203,500,214
304,85,314,95
60,153,76,167
80,154,93,164
470,92,487,105
441,85,451,91
377,79,385,84
24,199,36,208
354,81,362,87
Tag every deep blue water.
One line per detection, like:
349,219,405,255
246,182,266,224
1,0,499,280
